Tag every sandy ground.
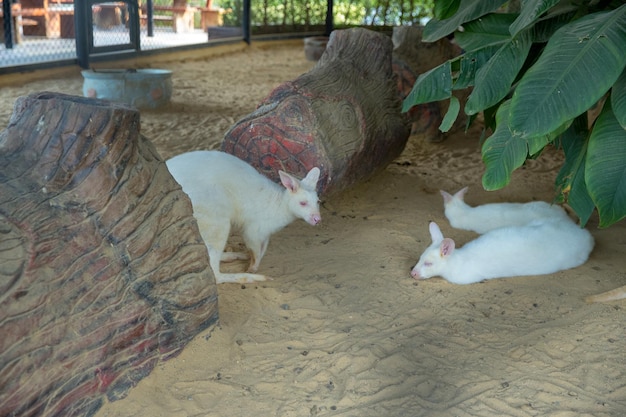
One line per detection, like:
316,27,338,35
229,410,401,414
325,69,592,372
1,42,625,417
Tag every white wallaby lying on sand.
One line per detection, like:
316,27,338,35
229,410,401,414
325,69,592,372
441,187,569,234
410,220,594,284
166,150,321,284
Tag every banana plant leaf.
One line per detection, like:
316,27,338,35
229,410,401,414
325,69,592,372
585,99,626,227
555,116,595,227
481,100,528,190
434,0,460,20
509,0,561,36
455,13,517,51
439,96,460,133
611,69,626,129
423,0,508,42
401,62,452,113
465,28,533,115
509,6,626,138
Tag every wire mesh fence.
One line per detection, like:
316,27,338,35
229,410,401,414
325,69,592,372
1,0,432,72
1,1,215,70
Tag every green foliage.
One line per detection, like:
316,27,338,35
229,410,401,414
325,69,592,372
403,0,626,227
217,0,433,27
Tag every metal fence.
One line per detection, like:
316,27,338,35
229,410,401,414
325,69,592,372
1,0,233,72
1,0,431,73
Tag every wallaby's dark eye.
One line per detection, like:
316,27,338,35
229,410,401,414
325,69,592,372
300,201,307,206
424,262,432,267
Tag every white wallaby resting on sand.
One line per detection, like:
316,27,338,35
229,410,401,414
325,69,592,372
410,220,594,284
441,187,570,234
166,150,321,284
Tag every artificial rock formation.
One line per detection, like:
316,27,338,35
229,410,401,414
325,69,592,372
0,92,218,417
222,27,411,196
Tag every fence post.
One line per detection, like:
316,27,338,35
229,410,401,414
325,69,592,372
325,0,333,36
74,1,89,68
146,0,154,37
2,0,14,49
243,0,250,44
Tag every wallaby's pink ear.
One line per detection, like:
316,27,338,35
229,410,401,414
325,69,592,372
428,222,444,243
301,167,320,189
440,190,453,204
454,186,469,201
279,171,299,192
440,238,455,257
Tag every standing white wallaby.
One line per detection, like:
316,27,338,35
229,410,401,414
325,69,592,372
441,187,570,234
410,220,594,284
166,150,322,284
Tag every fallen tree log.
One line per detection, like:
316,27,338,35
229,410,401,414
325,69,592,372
0,92,218,417
222,27,411,196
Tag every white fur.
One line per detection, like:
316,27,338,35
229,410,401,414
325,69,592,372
410,220,594,284
166,150,321,284
441,187,569,234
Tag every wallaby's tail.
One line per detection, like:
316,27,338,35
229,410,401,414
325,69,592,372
585,285,626,303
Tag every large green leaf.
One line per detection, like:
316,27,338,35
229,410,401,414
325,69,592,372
526,133,551,157
611,69,626,129
509,0,561,36
455,13,518,51
509,6,626,138
423,0,508,42
554,117,595,226
585,100,626,227
453,45,502,90
402,44,502,113
465,29,533,115
401,61,452,112
439,96,460,133
482,101,528,190
530,4,579,43
434,0,460,20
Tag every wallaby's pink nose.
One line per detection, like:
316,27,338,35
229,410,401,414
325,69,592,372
410,269,420,279
310,214,321,225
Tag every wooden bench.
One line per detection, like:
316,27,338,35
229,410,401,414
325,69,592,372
13,0,74,39
140,0,197,33
0,2,40,45
199,8,227,31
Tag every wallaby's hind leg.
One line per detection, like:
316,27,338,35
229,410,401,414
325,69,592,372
203,222,229,283
243,234,269,273
204,224,267,284
208,242,267,283
195,211,268,283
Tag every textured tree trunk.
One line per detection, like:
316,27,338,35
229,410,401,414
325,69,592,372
222,28,411,196
0,92,218,417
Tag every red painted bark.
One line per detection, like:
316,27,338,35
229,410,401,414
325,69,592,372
0,92,218,417
222,28,411,196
